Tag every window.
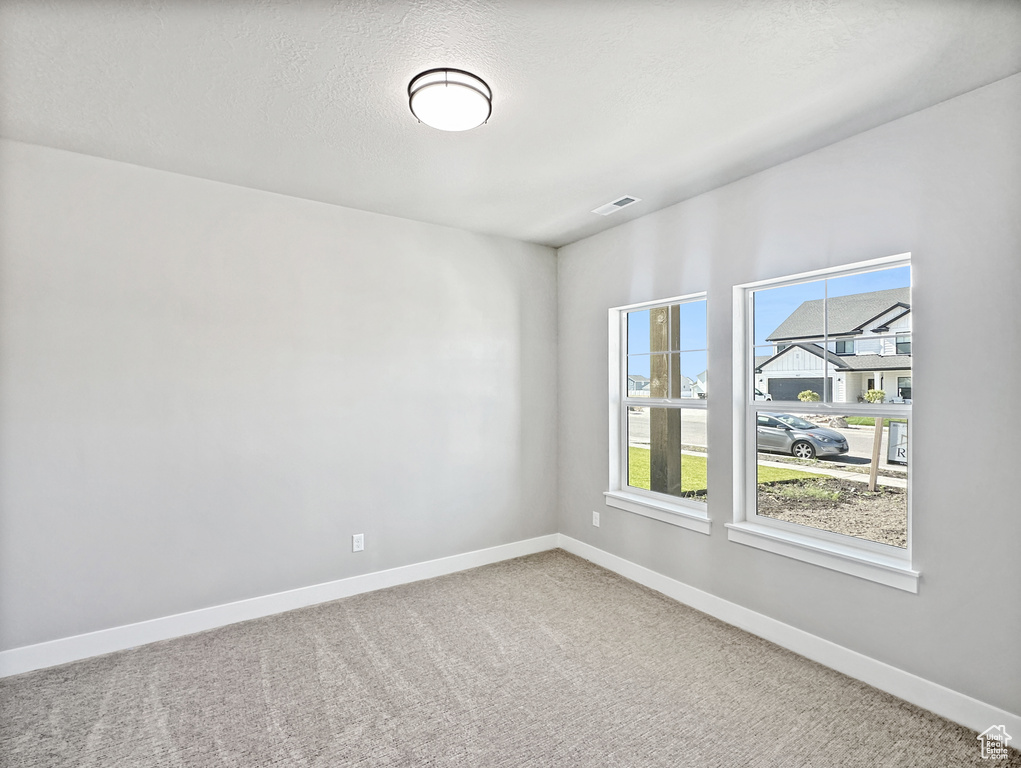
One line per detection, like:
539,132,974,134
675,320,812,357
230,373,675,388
606,294,709,534
731,254,917,591
896,333,911,355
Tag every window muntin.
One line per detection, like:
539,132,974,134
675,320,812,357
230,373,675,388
734,256,914,589
610,294,708,525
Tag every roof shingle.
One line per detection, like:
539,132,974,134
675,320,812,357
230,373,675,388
766,287,910,341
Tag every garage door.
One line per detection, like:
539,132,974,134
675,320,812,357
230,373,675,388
767,377,826,401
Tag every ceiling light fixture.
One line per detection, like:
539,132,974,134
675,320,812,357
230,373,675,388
408,68,492,132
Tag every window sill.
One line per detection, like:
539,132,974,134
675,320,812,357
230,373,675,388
725,521,919,593
604,491,711,534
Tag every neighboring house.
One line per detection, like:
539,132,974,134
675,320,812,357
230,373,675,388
677,375,704,398
627,374,650,397
693,370,708,398
755,287,912,403
629,372,706,398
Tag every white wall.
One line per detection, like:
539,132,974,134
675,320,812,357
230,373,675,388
558,74,1021,715
0,141,558,650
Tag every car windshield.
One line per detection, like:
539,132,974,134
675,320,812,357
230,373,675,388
773,414,818,430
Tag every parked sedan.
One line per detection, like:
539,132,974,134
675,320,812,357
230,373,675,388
756,412,849,459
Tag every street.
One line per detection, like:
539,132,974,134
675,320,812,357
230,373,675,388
626,407,905,473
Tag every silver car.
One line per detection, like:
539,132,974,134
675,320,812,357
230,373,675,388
756,412,849,460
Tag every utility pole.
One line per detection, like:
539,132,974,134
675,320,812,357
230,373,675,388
649,306,681,496
868,417,884,491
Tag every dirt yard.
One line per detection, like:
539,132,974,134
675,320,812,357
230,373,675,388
756,478,907,548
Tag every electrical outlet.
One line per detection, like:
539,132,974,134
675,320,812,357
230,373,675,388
352,533,364,552
592,510,600,527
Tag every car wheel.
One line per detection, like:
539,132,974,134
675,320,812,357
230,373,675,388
791,440,816,460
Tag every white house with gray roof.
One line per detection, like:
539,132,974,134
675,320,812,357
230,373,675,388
755,287,912,403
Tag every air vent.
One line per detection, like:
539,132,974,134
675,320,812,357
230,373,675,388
591,195,642,216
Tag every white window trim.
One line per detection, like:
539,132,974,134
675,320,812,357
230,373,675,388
731,253,918,592
607,293,710,535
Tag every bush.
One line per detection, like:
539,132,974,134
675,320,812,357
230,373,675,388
797,389,821,402
864,389,886,403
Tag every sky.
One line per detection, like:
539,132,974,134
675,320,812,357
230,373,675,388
627,300,706,381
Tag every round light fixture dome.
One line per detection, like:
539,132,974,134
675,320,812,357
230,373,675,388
408,68,492,132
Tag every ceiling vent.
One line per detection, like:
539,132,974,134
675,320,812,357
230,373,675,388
591,195,642,216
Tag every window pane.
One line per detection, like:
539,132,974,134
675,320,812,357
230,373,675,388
627,354,651,398
627,406,706,501
752,345,775,402
678,300,707,351
825,265,910,302
627,309,650,355
626,405,651,490
842,334,912,403
648,306,671,352
823,346,838,404
757,342,825,403
627,406,680,496
753,280,824,403
648,353,669,398
681,409,708,500
755,415,907,548
669,304,680,351
680,351,708,399
825,267,910,404
754,280,825,351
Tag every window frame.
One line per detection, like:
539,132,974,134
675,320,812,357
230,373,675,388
606,293,710,534
729,254,918,592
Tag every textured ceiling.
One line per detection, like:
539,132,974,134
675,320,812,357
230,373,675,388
2,0,1020,247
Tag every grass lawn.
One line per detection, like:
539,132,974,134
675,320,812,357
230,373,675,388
627,447,820,495
845,416,908,427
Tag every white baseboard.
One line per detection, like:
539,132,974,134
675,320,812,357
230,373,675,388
0,534,560,678
556,534,1020,736
5,532,1016,737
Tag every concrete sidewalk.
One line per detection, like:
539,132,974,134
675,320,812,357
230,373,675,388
756,455,907,489
662,448,907,489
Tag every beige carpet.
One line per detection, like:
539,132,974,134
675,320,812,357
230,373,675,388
1,550,1016,767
